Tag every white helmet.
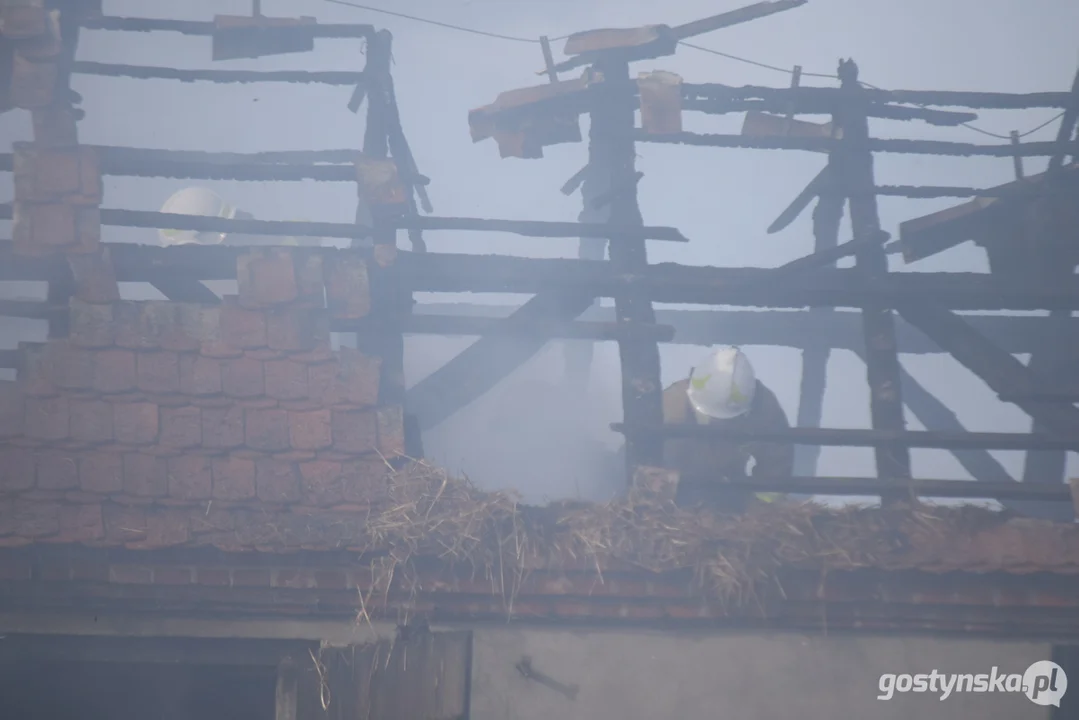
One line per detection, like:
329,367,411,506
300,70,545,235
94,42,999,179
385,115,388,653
159,187,237,247
686,346,756,420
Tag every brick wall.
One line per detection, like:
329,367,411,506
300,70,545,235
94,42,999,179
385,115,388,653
0,246,406,548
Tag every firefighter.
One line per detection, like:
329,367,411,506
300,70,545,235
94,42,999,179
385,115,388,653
665,347,793,501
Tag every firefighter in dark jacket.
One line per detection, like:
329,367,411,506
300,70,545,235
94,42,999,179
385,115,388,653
635,347,794,502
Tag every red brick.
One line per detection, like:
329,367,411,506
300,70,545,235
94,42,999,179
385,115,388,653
266,307,328,351
159,406,201,448
237,249,298,307
36,453,78,490
142,509,192,548
93,349,137,393
0,6,50,40
201,406,245,449
331,410,377,453
31,106,78,149
289,409,332,450
70,398,113,443
326,256,371,318
12,200,74,249
263,359,308,400
222,356,264,398
79,452,124,494
69,299,115,348
113,301,164,350
18,343,57,396
5,500,59,538
153,566,193,585
341,456,390,504
122,453,167,497
103,503,147,542
196,567,232,586
44,340,95,390
57,504,105,542
112,402,158,445
299,460,345,506
211,456,256,500
158,304,205,353
109,565,153,584
255,458,300,503
0,449,35,492
179,355,222,395
167,455,212,500
232,568,272,586
377,405,406,458
67,250,119,302
0,381,24,437
25,395,69,440
137,351,181,394
294,252,324,307
337,349,381,406
11,54,58,111
245,408,289,451
220,296,268,348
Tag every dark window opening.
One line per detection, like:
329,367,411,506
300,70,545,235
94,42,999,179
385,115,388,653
0,656,276,720
1051,644,1079,720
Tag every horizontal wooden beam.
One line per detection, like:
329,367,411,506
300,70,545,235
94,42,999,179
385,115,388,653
636,130,1076,157
395,314,675,341
396,216,687,242
414,302,1079,354
611,423,1079,450
97,209,372,240
679,475,1073,502
0,635,311,666
72,62,364,85
81,15,374,38
683,83,1074,110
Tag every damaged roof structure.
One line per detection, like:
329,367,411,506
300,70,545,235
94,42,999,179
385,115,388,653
2,4,1079,717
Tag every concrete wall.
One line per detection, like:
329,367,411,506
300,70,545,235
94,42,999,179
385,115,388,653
471,629,1052,720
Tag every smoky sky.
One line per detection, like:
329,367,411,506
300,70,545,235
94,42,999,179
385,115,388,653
1,0,1077,503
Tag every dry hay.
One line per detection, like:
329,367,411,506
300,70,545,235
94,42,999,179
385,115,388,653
353,460,1018,618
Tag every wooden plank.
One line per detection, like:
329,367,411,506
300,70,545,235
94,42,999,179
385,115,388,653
834,60,910,490
595,59,664,472
611,423,1079,451
896,302,1079,437
676,475,1073,502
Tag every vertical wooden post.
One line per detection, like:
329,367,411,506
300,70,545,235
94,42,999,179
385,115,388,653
1009,130,1024,180
592,59,664,476
359,30,407,412
833,59,910,497
1019,67,1079,494
275,656,299,720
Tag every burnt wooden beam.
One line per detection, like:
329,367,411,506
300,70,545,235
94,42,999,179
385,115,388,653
275,656,299,720
896,302,1079,439
396,216,687,242
81,15,375,38
835,60,910,490
683,83,1074,110
684,97,979,126
98,209,373,240
72,62,365,85
636,131,1076,157
794,163,844,476
611,423,1079,451
414,303,1079,354
148,277,222,304
406,291,595,432
359,30,407,409
1019,68,1079,492
0,636,310,666
597,59,665,472
395,314,674,341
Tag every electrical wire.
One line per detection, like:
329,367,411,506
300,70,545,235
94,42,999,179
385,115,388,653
320,0,1067,141
322,0,567,43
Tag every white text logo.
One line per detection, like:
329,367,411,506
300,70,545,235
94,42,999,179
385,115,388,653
877,662,1067,707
